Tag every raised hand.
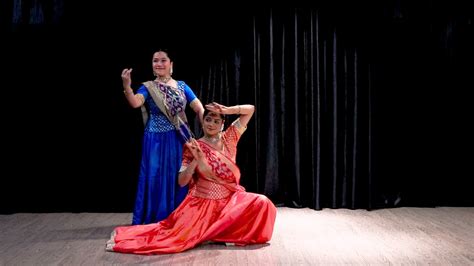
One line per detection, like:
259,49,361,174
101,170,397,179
121,68,133,89
185,138,204,160
205,102,230,115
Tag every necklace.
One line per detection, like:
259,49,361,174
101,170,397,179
204,134,220,144
156,76,171,83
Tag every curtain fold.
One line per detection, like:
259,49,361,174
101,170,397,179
192,8,373,209
187,4,473,209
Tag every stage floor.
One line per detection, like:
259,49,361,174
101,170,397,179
1,207,473,265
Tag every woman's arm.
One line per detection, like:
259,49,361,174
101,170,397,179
122,68,145,108
232,104,254,128
178,139,205,187
189,99,205,124
205,102,255,128
178,159,197,187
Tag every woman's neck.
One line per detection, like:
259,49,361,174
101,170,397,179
203,133,220,144
156,76,171,83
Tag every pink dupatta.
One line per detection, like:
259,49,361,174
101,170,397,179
182,123,246,197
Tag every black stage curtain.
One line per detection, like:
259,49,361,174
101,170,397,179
1,3,472,213
189,4,473,209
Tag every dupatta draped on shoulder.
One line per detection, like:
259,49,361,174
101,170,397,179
142,81,193,141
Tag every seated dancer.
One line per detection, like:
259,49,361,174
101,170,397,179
106,102,277,254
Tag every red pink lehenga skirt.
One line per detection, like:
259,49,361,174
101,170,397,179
106,189,277,254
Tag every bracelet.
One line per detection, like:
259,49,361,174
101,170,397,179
123,90,133,95
237,105,241,114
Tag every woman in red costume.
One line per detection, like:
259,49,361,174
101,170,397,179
106,102,277,254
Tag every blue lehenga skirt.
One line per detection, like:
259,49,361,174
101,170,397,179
132,129,188,225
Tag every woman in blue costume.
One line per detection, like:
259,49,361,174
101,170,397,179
121,49,204,225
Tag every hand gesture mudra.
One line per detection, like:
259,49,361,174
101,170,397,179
205,102,230,115
121,68,133,89
185,139,204,160
185,138,214,176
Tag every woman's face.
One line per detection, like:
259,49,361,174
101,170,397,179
203,112,224,136
152,51,172,77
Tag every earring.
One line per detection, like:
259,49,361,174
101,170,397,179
220,124,224,131
170,67,173,76
153,71,157,77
